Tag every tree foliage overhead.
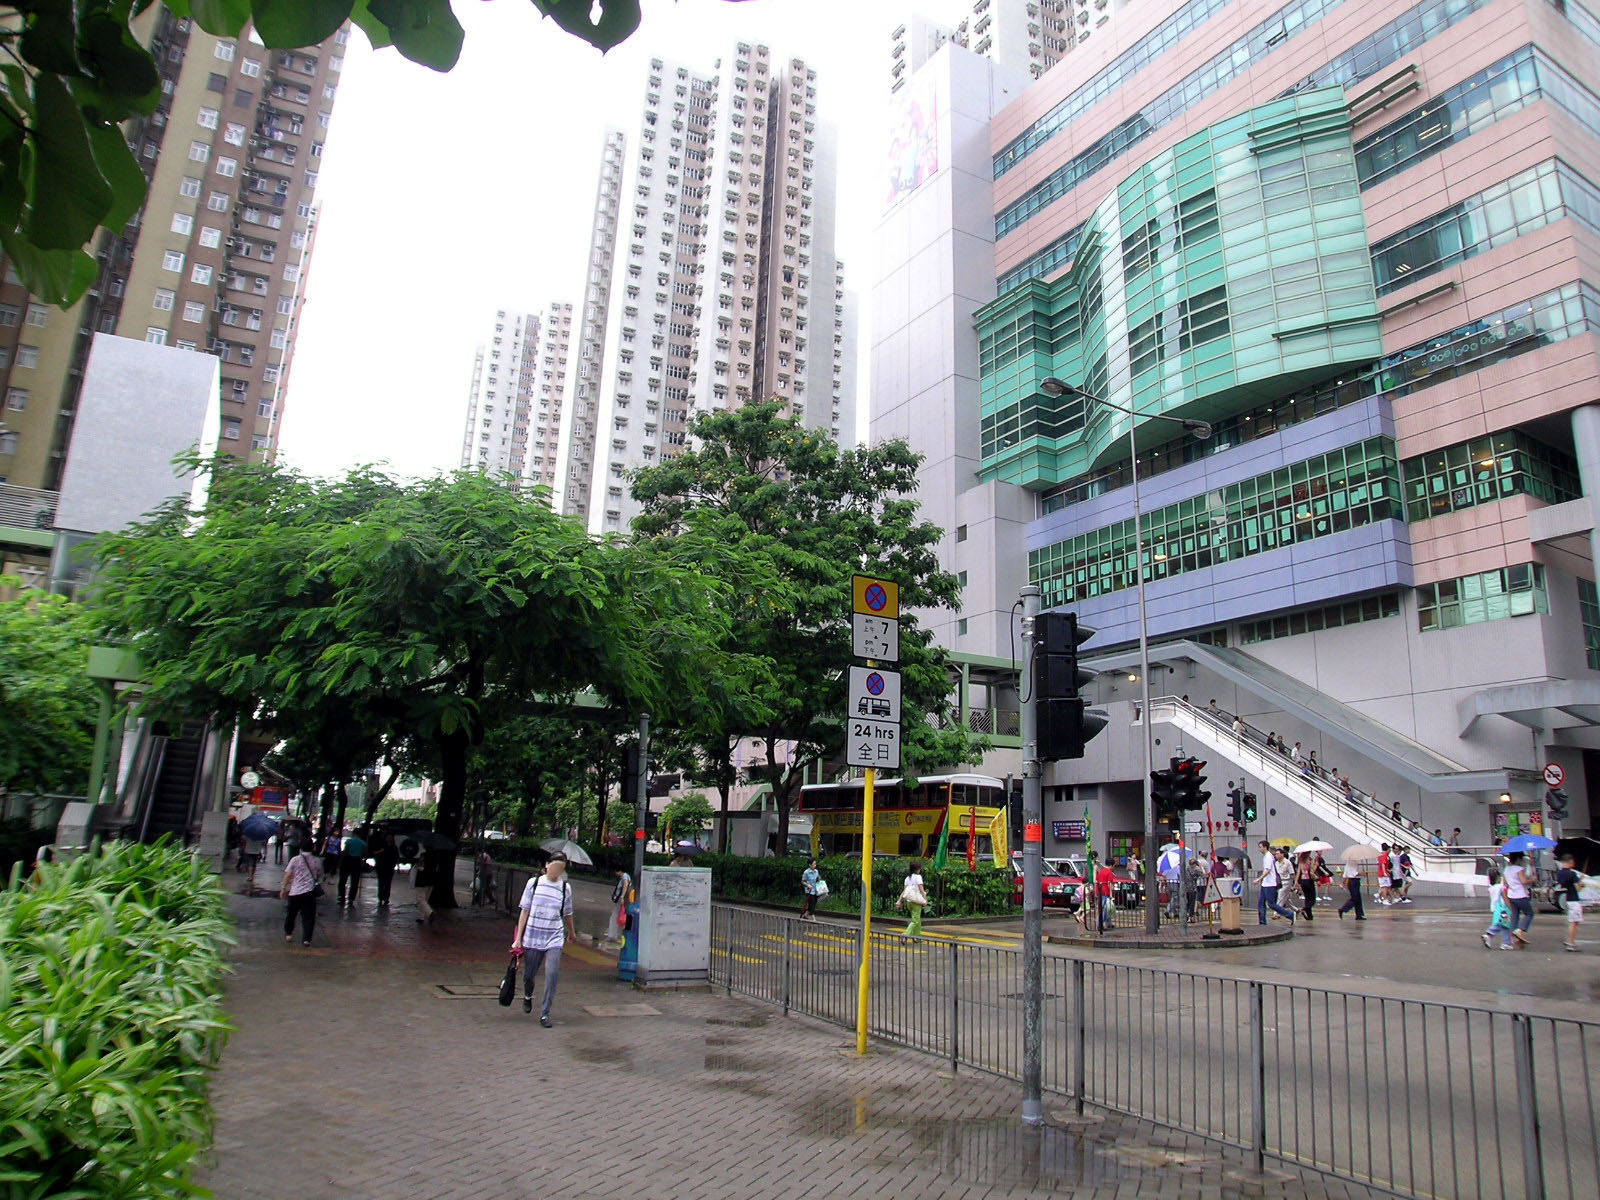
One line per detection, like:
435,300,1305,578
0,582,101,796
1,0,750,304
89,457,769,869
630,401,984,851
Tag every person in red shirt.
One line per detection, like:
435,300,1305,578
1094,855,1116,932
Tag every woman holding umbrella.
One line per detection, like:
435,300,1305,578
1295,852,1319,920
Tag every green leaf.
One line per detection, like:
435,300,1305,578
250,0,356,47
74,11,163,119
365,0,463,70
532,0,642,52
18,0,82,76
187,0,253,35
347,0,394,48
85,121,146,233
0,229,98,306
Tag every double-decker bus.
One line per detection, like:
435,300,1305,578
797,773,1009,862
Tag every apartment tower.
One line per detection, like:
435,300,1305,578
875,0,1600,860
459,303,574,490
889,1,1081,95
558,44,855,535
0,12,343,490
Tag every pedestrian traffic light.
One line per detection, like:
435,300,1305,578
1173,757,1210,810
1547,786,1570,817
1242,792,1258,823
1227,787,1243,823
1035,611,1108,760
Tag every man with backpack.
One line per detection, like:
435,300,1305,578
511,851,576,1027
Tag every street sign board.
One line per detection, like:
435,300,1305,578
852,574,900,619
1544,762,1565,788
846,718,901,769
1183,821,1202,834
848,665,902,723
852,612,900,663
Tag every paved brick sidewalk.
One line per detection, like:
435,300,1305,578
196,881,1386,1200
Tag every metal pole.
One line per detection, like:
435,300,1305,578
1020,583,1044,1126
856,763,876,1055
1130,410,1159,935
631,714,650,888
1512,1013,1547,1200
948,940,960,1071
1072,957,1086,1115
1249,981,1266,1171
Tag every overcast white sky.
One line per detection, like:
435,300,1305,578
277,0,969,480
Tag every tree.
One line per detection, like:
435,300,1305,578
661,791,714,845
0,0,745,304
0,583,100,797
90,457,763,902
630,402,984,854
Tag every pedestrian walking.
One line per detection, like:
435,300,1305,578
337,827,367,907
607,868,632,940
322,828,342,880
240,834,265,892
225,814,241,868
1395,847,1415,903
1376,843,1394,906
510,851,575,1027
1337,859,1366,920
1258,846,1295,924
1274,847,1295,911
272,828,286,865
800,858,822,920
1503,852,1535,946
1482,868,1514,950
897,860,929,936
413,847,436,926
372,829,399,907
1556,853,1586,952
1296,852,1318,920
280,844,322,946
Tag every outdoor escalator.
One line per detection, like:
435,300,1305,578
141,725,204,844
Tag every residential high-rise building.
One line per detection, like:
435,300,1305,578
459,304,573,489
889,1,1080,95
0,12,344,490
875,0,1600,860
557,130,626,524
563,44,856,535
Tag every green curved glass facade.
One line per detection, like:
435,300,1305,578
977,87,1385,490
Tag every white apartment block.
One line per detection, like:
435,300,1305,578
459,303,573,494
573,44,855,536
889,1,1078,94
556,129,625,523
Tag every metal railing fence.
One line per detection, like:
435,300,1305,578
710,904,1599,1200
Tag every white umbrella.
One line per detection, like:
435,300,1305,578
1294,840,1333,854
1157,847,1192,877
1342,843,1381,863
539,838,594,866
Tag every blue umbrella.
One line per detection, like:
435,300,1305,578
1499,834,1556,855
1157,847,1192,877
238,813,279,841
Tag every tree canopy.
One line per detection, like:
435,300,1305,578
0,583,101,796
90,457,770,890
2,0,747,304
630,402,983,852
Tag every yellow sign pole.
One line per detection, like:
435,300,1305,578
856,761,875,1055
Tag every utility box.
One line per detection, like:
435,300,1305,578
636,866,711,989
1218,876,1243,934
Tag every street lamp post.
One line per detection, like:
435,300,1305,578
1039,377,1211,935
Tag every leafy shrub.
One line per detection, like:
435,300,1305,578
0,841,234,1197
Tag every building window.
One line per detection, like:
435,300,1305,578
197,106,219,129
1177,285,1229,352
222,418,241,440
26,303,49,326
224,123,246,146
180,175,202,198
1402,432,1581,521
0,304,19,327
270,328,288,349
215,157,237,177
1580,578,1600,670
241,57,261,76
215,41,235,61
199,226,222,248
188,140,210,163
183,301,206,323
1239,593,1402,644
14,344,38,369
161,250,184,271
0,431,18,454
5,386,28,410
145,327,168,345
207,192,229,211
1031,437,1404,608
153,288,176,311
171,212,194,235
1417,565,1548,631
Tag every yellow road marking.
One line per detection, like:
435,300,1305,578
732,953,766,965
563,942,618,967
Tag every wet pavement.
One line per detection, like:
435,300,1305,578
196,862,1386,1200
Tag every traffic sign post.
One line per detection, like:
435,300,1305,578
1544,762,1565,789
852,613,899,662
847,665,902,722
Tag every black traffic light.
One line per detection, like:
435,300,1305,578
1035,611,1107,761
1151,765,1177,820
1242,792,1258,823
1173,756,1210,811
1547,786,1570,817
1227,787,1243,824
621,746,645,810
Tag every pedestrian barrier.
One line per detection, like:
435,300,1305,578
710,904,1599,1200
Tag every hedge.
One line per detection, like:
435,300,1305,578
463,839,1017,918
1,841,234,1198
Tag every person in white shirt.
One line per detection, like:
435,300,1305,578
511,851,577,1026
1481,868,1514,950
1503,852,1536,947
1257,846,1296,924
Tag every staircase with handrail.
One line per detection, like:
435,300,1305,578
1153,698,1485,886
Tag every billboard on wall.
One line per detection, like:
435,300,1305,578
885,77,941,211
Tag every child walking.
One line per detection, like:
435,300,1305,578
1481,867,1514,950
